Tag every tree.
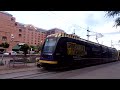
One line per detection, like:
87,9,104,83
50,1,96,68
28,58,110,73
20,44,30,56
1,42,9,48
1,42,9,52
36,44,43,51
29,45,35,51
106,11,120,27
0,42,9,65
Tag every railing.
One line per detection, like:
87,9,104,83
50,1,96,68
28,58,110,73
0,54,40,67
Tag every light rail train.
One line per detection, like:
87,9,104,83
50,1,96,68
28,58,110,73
37,33,119,69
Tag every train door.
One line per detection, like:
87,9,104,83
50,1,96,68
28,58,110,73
54,37,67,65
91,45,102,58
111,48,119,60
101,46,109,58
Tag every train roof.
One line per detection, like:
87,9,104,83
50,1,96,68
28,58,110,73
47,33,116,49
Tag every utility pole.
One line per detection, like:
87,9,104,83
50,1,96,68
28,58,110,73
95,34,99,43
86,27,90,40
111,40,114,48
73,29,75,34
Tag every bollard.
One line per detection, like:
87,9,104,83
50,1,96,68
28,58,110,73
5,61,6,65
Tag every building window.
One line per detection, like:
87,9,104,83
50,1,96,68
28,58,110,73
19,34,22,37
11,18,14,21
15,23,17,26
2,36,7,41
19,29,22,32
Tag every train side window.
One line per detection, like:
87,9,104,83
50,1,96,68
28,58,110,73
111,49,117,57
92,46,100,52
86,46,91,52
102,46,107,53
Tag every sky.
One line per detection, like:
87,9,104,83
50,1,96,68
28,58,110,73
6,11,120,50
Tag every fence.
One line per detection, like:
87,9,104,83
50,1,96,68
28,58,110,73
0,54,40,67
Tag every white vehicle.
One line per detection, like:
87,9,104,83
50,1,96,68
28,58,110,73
30,51,35,54
9,51,17,55
4,51,17,55
3,52,9,55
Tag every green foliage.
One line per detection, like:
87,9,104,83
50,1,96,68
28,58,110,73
30,45,35,51
29,44,42,53
114,17,120,27
36,44,43,51
1,42,9,48
106,11,120,17
106,11,120,27
20,44,30,56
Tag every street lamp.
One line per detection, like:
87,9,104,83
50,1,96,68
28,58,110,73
10,34,15,52
41,41,42,44
11,34,14,41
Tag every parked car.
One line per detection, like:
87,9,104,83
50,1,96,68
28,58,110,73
4,51,17,55
3,52,9,55
30,51,35,54
18,51,24,54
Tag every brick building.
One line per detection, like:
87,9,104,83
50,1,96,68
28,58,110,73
46,28,65,36
0,12,47,52
22,24,46,46
0,12,65,52
0,12,18,51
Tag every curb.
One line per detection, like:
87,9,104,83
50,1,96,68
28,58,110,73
0,67,38,75
0,63,38,75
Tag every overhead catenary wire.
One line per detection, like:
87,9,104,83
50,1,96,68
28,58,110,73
50,11,103,43
49,11,120,47
49,11,88,32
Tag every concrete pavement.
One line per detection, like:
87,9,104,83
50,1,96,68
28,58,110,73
0,63,38,75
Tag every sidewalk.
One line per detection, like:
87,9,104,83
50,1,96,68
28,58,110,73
0,63,38,75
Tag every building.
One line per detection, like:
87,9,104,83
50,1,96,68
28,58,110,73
46,28,65,36
0,12,18,51
0,12,47,52
0,12,66,52
22,24,46,46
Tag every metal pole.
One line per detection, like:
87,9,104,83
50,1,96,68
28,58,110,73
87,27,90,40
73,29,75,34
111,40,114,48
96,34,99,43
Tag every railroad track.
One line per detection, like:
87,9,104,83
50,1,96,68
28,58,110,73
0,68,46,79
0,65,90,79
11,67,71,79
12,71,58,79
0,66,74,79
0,67,38,75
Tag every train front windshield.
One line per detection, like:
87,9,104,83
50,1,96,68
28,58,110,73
43,38,57,53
